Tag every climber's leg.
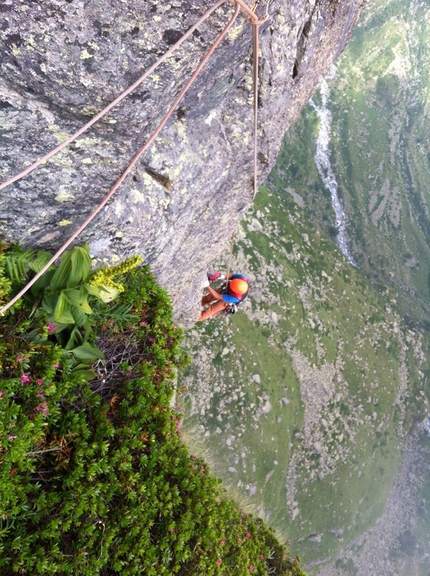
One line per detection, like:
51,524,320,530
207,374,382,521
197,300,228,321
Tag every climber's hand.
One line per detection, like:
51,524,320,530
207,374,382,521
208,271,222,282
202,279,210,288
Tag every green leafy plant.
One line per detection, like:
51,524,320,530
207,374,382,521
0,244,13,308
87,254,143,298
1,242,143,373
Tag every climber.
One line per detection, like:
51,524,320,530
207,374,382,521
197,271,249,322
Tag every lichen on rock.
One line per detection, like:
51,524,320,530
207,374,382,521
0,0,363,326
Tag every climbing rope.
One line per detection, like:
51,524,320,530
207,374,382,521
0,0,266,315
225,231,236,285
236,0,269,200
225,0,265,283
252,18,259,202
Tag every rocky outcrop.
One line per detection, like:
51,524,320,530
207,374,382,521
0,0,363,325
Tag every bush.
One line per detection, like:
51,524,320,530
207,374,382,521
0,244,306,576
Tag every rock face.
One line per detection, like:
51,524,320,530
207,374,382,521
0,0,363,325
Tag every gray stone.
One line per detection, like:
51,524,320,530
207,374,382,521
307,533,322,543
265,469,275,482
0,0,363,326
261,399,271,414
246,483,257,496
313,441,322,453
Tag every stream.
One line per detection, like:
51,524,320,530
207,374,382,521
312,79,357,267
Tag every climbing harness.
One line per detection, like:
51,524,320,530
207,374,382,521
0,0,267,315
225,303,239,315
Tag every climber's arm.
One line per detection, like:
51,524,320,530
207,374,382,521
206,285,223,301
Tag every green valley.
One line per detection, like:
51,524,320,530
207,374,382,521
279,0,430,328
180,0,430,573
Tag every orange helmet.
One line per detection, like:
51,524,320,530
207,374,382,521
229,278,248,295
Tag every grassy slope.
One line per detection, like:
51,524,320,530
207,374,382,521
265,4,430,569
180,182,427,571
390,436,430,576
279,0,430,327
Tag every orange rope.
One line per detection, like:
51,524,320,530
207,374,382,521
0,3,240,315
225,0,261,281
252,19,259,201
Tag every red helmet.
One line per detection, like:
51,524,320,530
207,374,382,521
229,278,248,295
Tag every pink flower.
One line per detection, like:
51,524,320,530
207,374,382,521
259,554,264,559
53,363,60,370
42,402,48,416
140,321,147,326
221,540,226,545
21,373,31,385
176,429,182,435
37,378,43,386
148,337,154,343
249,566,254,572
216,558,222,565
0,391,4,398
246,532,251,539
37,392,44,398
16,354,26,363
10,469,16,476
47,322,56,333
6,435,17,440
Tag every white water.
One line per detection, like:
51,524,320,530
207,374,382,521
312,80,356,266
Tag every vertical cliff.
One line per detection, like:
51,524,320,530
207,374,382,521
0,0,363,325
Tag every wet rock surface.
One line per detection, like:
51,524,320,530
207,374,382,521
0,0,363,325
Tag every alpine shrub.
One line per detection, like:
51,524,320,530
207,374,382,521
0,245,306,576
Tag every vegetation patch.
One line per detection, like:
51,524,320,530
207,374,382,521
0,243,304,576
